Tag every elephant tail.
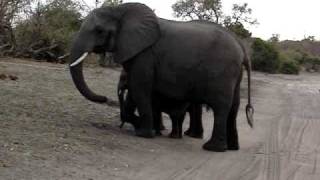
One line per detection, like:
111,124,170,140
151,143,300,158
241,42,254,128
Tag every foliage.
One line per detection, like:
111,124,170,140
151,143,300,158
251,38,281,73
102,0,123,7
0,0,33,25
303,56,320,65
278,52,300,74
279,59,300,74
268,34,280,43
13,0,82,60
172,0,223,23
172,1,257,39
223,3,258,27
225,22,251,39
303,36,316,42
223,3,257,39
300,54,320,72
277,45,320,73
0,0,34,54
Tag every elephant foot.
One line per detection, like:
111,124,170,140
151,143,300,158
169,131,182,139
227,140,239,150
227,144,239,151
135,129,155,138
227,132,239,150
184,129,203,139
155,130,162,136
202,139,227,152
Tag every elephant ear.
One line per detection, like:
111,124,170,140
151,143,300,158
114,3,160,64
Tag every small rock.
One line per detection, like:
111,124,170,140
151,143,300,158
9,75,18,81
62,133,68,138
0,161,8,167
0,74,7,80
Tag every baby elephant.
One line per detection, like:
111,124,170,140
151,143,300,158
117,70,203,138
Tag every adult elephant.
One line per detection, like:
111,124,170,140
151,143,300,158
69,3,254,152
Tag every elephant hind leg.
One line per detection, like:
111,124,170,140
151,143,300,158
227,82,241,150
202,93,234,152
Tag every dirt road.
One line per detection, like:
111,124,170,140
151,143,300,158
1,58,320,180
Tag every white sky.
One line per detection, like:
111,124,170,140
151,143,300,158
85,0,320,41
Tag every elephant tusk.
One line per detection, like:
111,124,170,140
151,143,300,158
70,52,89,67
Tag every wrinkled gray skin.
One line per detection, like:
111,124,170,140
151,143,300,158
69,3,253,152
117,70,204,139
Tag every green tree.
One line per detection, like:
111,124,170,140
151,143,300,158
172,0,223,23
225,22,251,39
14,0,82,60
223,3,258,38
102,0,123,7
0,0,34,55
224,3,257,27
303,35,316,42
172,1,257,39
268,34,280,43
251,38,281,73
278,51,300,74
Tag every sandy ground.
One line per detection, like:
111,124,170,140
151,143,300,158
1,58,320,180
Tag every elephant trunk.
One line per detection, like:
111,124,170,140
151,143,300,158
68,32,120,107
69,58,108,103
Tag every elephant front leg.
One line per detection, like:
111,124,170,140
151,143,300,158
130,88,155,138
127,54,155,138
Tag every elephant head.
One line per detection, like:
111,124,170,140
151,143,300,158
69,3,160,103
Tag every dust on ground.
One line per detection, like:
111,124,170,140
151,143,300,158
1,58,320,180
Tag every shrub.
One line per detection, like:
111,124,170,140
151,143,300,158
251,38,281,73
279,60,300,74
277,50,301,74
281,50,304,64
14,0,82,61
301,55,320,72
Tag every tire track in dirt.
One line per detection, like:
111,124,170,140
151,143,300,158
265,112,281,180
253,74,320,180
248,75,285,180
277,77,320,180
